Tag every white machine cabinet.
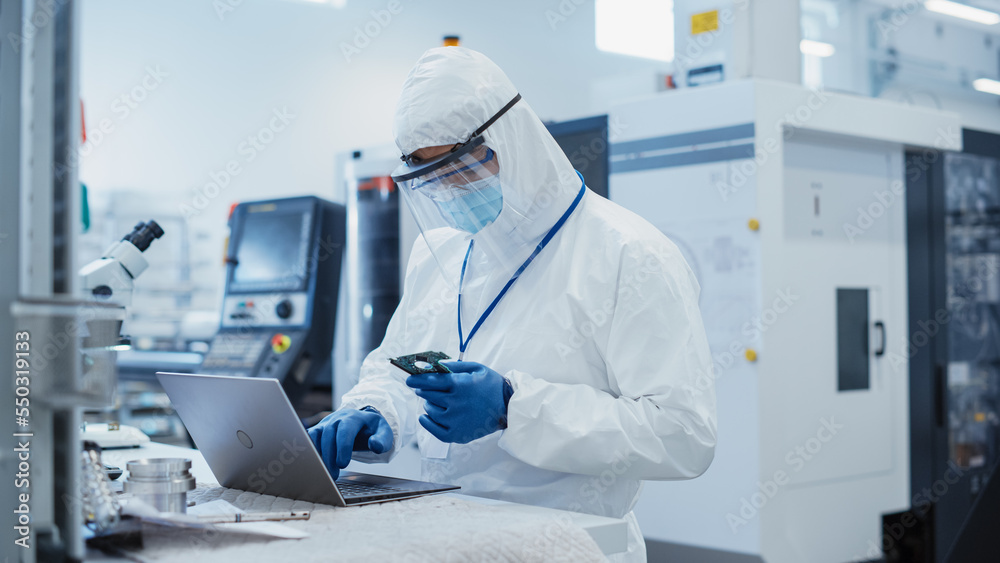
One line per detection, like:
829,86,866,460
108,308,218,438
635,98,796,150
609,79,961,562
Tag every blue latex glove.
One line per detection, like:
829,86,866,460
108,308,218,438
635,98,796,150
406,360,512,444
307,408,393,480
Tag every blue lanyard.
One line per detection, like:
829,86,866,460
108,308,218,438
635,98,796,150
458,174,586,358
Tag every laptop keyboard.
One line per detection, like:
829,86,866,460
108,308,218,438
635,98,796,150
335,481,405,499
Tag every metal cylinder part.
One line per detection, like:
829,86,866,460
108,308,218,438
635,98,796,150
124,458,196,514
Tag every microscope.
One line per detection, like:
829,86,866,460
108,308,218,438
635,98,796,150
77,221,165,448
80,220,165,310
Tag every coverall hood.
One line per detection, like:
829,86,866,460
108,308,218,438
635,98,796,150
393,47,582,273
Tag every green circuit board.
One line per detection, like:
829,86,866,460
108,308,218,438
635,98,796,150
389,351,452,375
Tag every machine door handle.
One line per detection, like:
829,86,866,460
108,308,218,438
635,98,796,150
874,321,886,356
935,364,946,428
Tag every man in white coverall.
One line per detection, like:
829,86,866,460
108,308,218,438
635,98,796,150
308,47,716,562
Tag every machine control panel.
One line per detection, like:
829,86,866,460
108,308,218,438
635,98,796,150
220,293,308,328
200,196,345,409
201,329,306,379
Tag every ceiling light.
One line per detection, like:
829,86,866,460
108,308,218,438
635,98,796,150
800,39,836,57
924,0,1000,25
595,0,675,62
973,78,1000,95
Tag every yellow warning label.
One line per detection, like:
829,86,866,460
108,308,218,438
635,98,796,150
692,10,719,35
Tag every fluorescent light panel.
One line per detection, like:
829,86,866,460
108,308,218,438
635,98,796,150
595,0,675,62
973,78,1000,95
291,0,347,6
800,39,836,57
924,0,1000,25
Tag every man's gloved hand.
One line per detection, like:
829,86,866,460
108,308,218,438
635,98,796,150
307,408,393,480
406,360,513,444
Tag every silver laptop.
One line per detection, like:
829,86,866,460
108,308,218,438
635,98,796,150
156,372,458,506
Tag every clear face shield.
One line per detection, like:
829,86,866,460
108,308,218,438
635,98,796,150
393,137,503,234
392,95,527,288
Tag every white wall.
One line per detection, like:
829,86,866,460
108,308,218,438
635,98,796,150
78,0,671,236
77,0,676,317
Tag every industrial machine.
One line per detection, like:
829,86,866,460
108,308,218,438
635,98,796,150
545,115,610,199
607,79,961,563
199,196,345,410
901,128,1000,563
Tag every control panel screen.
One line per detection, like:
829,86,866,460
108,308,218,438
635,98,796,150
231,210,311,292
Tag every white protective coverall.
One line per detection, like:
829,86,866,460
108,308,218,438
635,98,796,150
340,47,717,562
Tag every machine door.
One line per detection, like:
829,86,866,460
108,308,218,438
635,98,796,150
907,129,1000,562
943,150,1000,477
779,134,904,486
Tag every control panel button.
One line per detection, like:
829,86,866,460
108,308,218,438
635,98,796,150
271,333,291,354
276,299,293,319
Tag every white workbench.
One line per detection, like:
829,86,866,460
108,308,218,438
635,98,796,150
95,442,627,560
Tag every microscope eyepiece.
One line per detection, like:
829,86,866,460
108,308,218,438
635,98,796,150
123,220,165,252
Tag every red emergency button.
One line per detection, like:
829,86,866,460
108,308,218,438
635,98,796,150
271,333,291,354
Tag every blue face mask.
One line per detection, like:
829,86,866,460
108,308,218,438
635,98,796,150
436,175,504,233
